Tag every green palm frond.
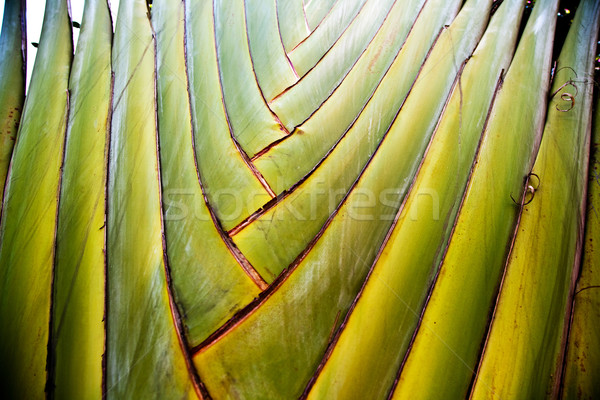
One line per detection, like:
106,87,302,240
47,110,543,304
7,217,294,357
0,0,598,398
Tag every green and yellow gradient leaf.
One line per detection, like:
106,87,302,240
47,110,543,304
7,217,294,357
269,0,396,132
0,0,25,200
185,0,273,232
233,0,461,280
392,0,560,397
303,0,337,30
50,0,112,397
305,1,523,397
562,63,600,400
106,0,199,397
471,2,600,397
287,0,367,77
0,1,598,398
245,0,298,102
277,0,310,52
154,0,262,348
0,0,71,397
253,0,428,194
194,1,491,398
214,0,288,157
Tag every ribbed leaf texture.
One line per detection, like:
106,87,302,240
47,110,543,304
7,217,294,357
0,0,598,398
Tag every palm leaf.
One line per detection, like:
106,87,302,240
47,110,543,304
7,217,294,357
471,1,600,397
0,0,71,396
0,0,598,398
392,0,561,397
306,1,525,397
562,55,600,400
51,0,111,396
155,0,262,349
0,0,25,201
106,0,199,397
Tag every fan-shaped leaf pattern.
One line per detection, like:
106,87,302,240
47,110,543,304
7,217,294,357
0,0,598,398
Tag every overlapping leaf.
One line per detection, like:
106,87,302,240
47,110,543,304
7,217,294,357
0,0,71,396
471,2,600,397
0,0,598,398
50,0,111,396
562,68,600,400
106,0,199,397
305,1,524,397
392,0,559,397
0,0,25,200
155,0,262,349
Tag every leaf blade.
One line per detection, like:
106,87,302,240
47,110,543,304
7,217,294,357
106,1,199,397
50,0,112,397
305,1,523,397
391,1,560,397
154,0,262,348
470,2,600,397
0,0,26,201
0,0,72,396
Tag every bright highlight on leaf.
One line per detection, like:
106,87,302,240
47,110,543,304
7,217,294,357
0,0,598,398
